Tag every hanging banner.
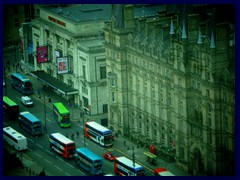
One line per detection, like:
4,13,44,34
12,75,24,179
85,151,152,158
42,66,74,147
37,46,48,63
57,56,68,74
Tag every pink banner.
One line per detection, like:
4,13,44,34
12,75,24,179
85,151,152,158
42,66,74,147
37,46,48,63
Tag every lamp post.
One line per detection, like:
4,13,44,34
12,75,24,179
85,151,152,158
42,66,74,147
81,109,86,147
43,94,47,134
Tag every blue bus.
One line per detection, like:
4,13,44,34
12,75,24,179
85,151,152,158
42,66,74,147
19,111,43,136
84,121,113,147
75,147,103,175
10,73,33,95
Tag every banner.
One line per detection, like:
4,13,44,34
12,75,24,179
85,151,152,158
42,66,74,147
37,46,48,63
57,57,68,74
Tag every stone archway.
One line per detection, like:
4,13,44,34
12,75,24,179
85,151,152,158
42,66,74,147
192,147,204,175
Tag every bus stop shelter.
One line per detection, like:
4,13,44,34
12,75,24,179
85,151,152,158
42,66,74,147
144,151,157,166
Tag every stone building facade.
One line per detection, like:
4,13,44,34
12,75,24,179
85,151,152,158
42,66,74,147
22,4,111,121
104,4,235,175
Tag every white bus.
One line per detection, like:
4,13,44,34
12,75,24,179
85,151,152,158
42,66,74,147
49,133,76,159
84,121,113,147
3,126,27,151
114,156,145,176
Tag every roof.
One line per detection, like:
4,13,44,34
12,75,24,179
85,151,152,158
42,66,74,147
53,102,69,114
19,111,41,123
76,147,102,161
86,121,111,132
3,127,26,140
31,70,78,95
42,4,112,23
11,73,30,82
3,96,18,106
50,133,74,144
116,156,143,169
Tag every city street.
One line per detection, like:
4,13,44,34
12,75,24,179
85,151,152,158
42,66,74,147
3,46,189,176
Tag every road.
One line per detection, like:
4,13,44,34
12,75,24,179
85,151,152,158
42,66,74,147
3,78,118,176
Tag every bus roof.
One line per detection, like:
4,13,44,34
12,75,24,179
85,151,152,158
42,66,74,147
3,96,18,106
11,73,30,82
19,111,41,123
53,102,69,114
50,133,75,144
3,127,26,140
154,167,175,176
76,147,102,161
116,156,143,169
86,121,111,133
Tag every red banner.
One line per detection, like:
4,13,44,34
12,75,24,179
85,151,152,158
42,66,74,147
37,46,48,63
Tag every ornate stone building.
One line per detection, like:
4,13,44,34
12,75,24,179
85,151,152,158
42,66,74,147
104,4,235,175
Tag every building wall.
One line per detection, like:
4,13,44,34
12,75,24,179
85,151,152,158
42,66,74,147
104,4,235,175
29,5,108,120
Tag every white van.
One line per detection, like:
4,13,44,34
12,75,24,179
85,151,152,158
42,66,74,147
21,96,33,107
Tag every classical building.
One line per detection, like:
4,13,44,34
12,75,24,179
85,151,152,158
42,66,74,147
21,4,111,122
104,4,235,175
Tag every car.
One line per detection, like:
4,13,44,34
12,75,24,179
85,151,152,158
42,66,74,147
21,96,33,107
103,152,116,161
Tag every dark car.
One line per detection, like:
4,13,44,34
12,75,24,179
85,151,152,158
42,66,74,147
103,152,116,161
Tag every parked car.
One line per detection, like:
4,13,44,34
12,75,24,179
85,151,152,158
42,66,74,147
103,152,116,161
21,96,33,107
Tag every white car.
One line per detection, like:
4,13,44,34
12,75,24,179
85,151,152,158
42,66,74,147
21,96,33,107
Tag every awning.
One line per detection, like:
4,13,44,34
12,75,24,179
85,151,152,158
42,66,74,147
30,70,78,96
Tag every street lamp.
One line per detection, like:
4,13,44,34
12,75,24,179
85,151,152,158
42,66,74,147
81,109,86,147
43,94,47,134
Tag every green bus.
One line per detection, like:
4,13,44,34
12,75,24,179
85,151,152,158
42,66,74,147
3,96,19,121
53,102,71,128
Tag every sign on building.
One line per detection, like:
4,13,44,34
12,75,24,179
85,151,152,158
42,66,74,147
37,46,48,63
57,56,68,74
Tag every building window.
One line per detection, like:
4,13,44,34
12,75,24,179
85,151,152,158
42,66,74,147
68,55,73,73
206,89,210,98
111,79,116,87
161,127,165,146
112,92,116,103
208,133,212,145
100,66,106,79
103,104,108,113
82,65,86,79
208,117,212,127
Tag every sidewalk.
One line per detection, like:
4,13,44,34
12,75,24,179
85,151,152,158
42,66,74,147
113,134,189,176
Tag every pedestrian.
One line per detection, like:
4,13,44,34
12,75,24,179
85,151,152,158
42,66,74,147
71,133,74,140
76,131,79,137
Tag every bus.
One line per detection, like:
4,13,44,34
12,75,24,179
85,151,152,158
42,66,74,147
3,126,27,151
10,73,33,95
114,156,145,176
49,133,76,159
154,167,175,176
53,102,71,128
84,121,113,147
19,111,43,136
75,147,103,175
3,96,19,121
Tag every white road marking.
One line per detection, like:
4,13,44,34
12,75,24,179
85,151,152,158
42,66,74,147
36,143,43,149
54,165,63,171
56,156,64,161
45,149,54,155
34,152,42,158
44,159,53,165
28,138,34,143
66,162,74,168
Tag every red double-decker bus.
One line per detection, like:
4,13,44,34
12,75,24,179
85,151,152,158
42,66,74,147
49,133,76,159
